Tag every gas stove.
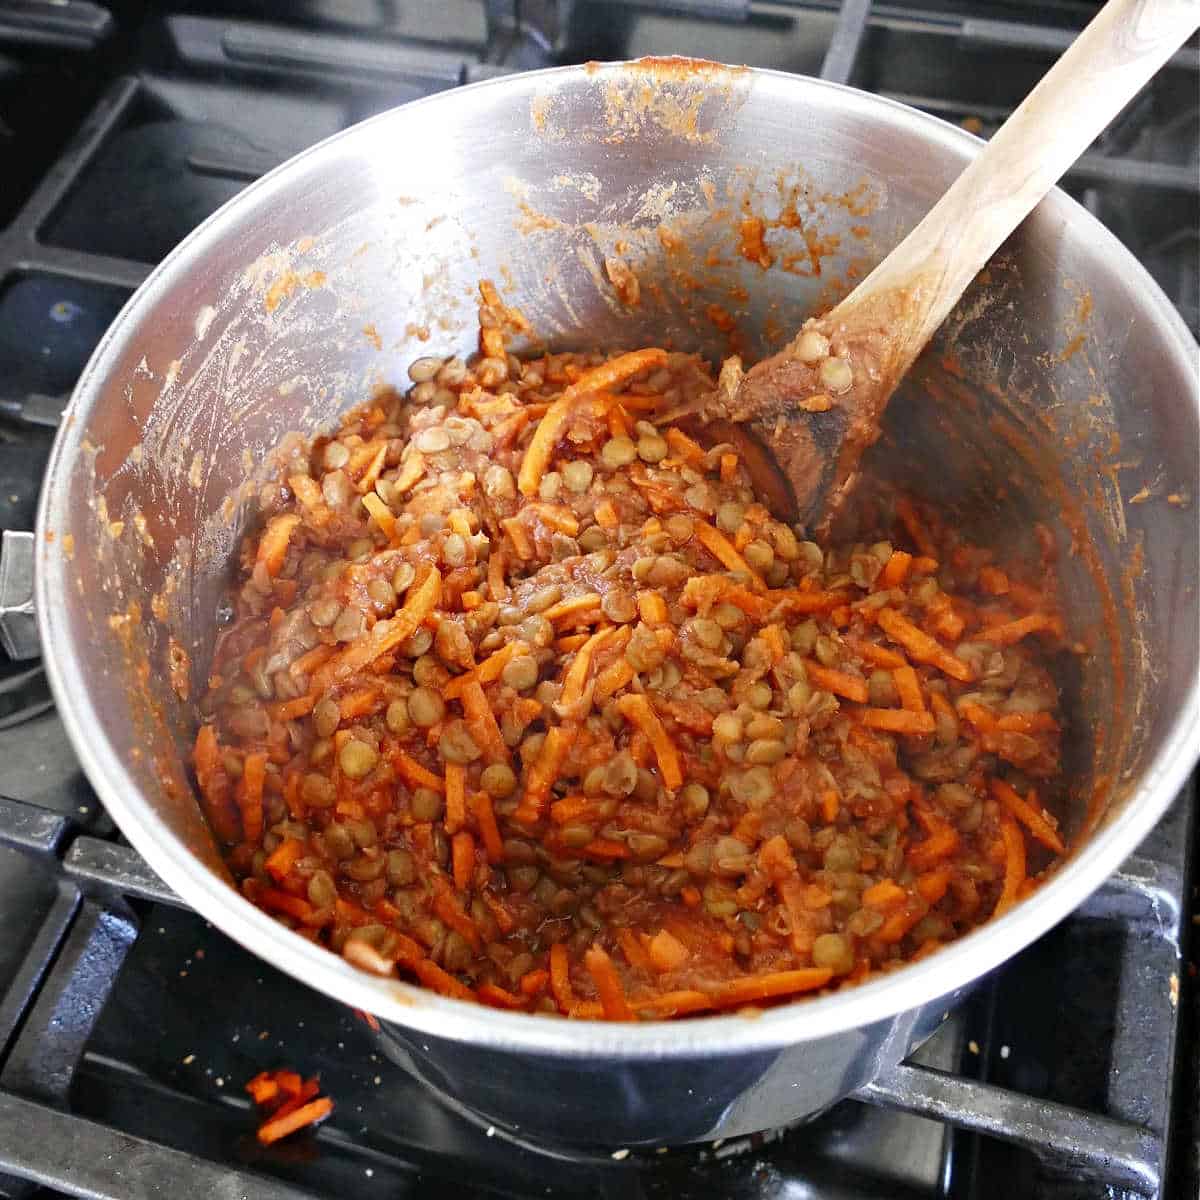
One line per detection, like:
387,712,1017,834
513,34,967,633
0,3,1196,1198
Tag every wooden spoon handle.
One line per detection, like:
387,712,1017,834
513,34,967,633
838,0,1199,351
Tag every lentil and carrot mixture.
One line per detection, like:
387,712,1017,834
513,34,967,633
194,282,1069,1021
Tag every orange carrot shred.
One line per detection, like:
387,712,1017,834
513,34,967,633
459,679,510,765
878,549,913,588
519,350,667,496
514,724,577,825
860,708,936,735
876,607,973,682
617,927,654,972
549,942,574,1013
256,513,301,577
693,518,762,587
444,763,467,834
452,830,476,890
584,945,635,1021
393,749,444,793
614,694,683,790
990,779,1066,855
469,791,505,863
256,1097,333,1145
993,815,1027,917
263,837,306,882
805,662,869,704
706,968,833,1009
892,665,925,712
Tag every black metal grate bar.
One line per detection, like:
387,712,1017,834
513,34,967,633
1,900,137,1106
0,795,73,857
0,1092,320,1200
858,1062,1161,1195
63,838,182,908
821,0,872,84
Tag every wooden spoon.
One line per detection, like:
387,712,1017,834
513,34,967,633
707,0,1199,532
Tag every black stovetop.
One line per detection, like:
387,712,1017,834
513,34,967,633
0,3,1197,1198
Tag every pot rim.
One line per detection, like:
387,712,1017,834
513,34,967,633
36,61,1200,1058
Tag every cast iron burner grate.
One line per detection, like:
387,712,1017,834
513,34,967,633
0,2,1195,1198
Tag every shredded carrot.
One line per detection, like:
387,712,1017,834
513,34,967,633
487,548,508,602
444,763,467,834
845,636,907,669
476,981,524,1009
594,658,636,700
549,942,574,1013
542,593,602,624
875,898,927,944
931,607,966,641
444,642,516,700
502,516,533,560
617,928,654,971
339,687,382,721
584,945,635,1020
993,815,1027,916
995,711,1058,734
614,694,682,790
916,867,953,905
313,566,441,690
805,662,869,704
977,566,1010,595
554,633,589,652
907,824,960,870
665,427,707,467
876,607,973,682
719,452,739,483
245,1073,279,1105
452,830,476,890
459,679,509,765
413,956,475,1000
237,752,266,844
959,701,998,734
288,643,334,680
647,929,689,972
360,491,397,540
860,707,935,735
392,749,444,793
392,449,426,495
256,1097,333,1145
256,513,301,577
760,623,788,664
861,878,907,909
559,627,610,711
269,694,317,721
519,968,549,997
288,474,332,524
680,885,701,908
981,612,1059,646
892,665,925,712
878,549,913,588
518,349,667,496
637,591,668,624
707,968,833,1009
264,837,306,882
820,789,840,823
595,499,619,528
606,405,631,439
469,791,505,863
895,496,937,558
990,779,1066,855
514,724,578,824
693,518,762,586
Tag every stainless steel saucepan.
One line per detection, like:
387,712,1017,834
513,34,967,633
34,61,1199,1146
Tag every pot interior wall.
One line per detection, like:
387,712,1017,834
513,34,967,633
46,63,1197,903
